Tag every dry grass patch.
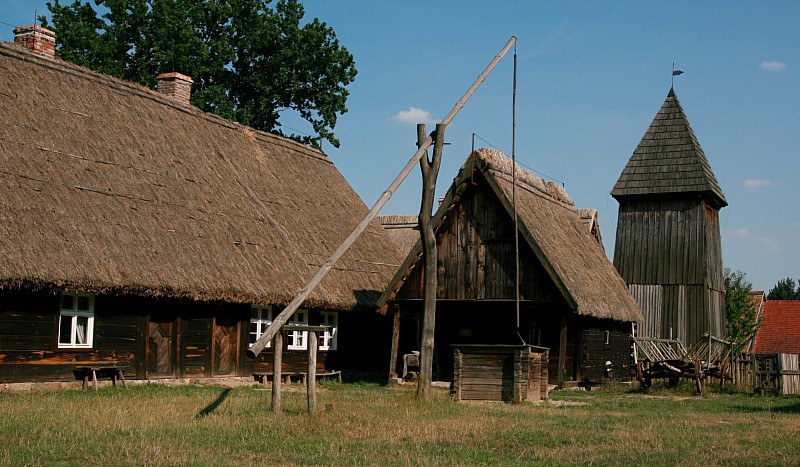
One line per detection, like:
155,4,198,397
0,381,798,465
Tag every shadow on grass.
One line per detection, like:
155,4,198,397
197,388,232,418
732,398,800,415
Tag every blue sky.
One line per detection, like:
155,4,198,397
2,1,798,292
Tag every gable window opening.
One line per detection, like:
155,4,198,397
319,311,338,351
249,305,273,349
287,309,308,350
58,292,95,349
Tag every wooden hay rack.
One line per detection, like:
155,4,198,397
633,334,732,395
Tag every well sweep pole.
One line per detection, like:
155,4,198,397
247,36,517,358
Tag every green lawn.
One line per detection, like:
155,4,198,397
0,381,798,465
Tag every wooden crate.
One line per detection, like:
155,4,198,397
452,344,548,403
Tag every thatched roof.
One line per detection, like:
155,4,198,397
379,215,419,256
379,148,643,323
0,42,403,310
611,88,727,207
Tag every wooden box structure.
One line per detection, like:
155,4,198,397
452,344,548,402
754,353,800,396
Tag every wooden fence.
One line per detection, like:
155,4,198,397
753,353,799,396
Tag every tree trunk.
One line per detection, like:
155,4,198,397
417,123,445,400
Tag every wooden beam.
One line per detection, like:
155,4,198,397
307,331,318,413
558,316,567,386
417,123,445,400
272,332,282,413
247,36,517,359
388,308,401,379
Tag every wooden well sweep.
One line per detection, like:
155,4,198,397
452,344,548,403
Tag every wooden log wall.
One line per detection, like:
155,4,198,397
1,289,380,384
580,325,634,383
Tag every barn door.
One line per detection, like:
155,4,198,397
212,315,239,376
146,318,176,378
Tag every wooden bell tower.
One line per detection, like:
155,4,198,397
611,88,727,347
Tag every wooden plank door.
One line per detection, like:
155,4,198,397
146,318,176,378
212,315,239,376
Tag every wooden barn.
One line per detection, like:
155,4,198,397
611,88,728,348
378,148,643,386
0,27,403,385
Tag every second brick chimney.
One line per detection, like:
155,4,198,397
156,72,194,106
13,25,56,60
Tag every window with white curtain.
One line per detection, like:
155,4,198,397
287,309,308,350
319,311,338,351
249,305,273,348
58,292,94,349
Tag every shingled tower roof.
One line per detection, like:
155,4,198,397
611,88,727,207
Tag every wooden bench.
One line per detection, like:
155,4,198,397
74,366,128,391
253,370,342,386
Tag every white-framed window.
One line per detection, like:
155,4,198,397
287,309,308,350
604,330,611,345
58,292,94,349
249,305,273,348
319,311,338,351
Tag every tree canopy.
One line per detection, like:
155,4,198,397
767,277,800,300
724,269,759,355
42,0,357,148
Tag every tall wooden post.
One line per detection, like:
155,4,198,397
272,332,283,413
558,316,567,387
417,123,445,400
389,308,401,379
307,331,318,413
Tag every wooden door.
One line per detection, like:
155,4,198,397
212,315,239,376
146,319,176,378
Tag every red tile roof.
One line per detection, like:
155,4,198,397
752,300,800,354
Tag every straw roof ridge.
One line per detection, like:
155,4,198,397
474,148,575,207
0,43,329,165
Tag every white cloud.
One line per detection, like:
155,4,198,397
725,227,780,252
392,107,435,124
743,178,779,190
729,228,749,238
760,61,786,71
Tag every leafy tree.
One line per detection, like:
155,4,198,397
41,0,356,148
724,269,759,355
766,277,800,300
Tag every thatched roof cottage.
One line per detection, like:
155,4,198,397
0,26,402,385
378,148,643,386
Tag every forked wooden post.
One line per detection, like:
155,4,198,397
307,331,318,413
272,332,283,413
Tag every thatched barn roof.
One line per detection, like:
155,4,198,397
379,215,419,256
0,42,403,310
379,148,643,323
611,88,727,207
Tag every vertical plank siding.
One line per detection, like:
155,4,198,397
400,176,558,302
615,198,725,347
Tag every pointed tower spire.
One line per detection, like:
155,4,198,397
611,89,727,208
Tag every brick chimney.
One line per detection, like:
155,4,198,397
156,72,194,106
13,25,56,60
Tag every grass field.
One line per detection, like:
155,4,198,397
1,381,798,466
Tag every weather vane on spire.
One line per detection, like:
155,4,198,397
672,62,684,88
